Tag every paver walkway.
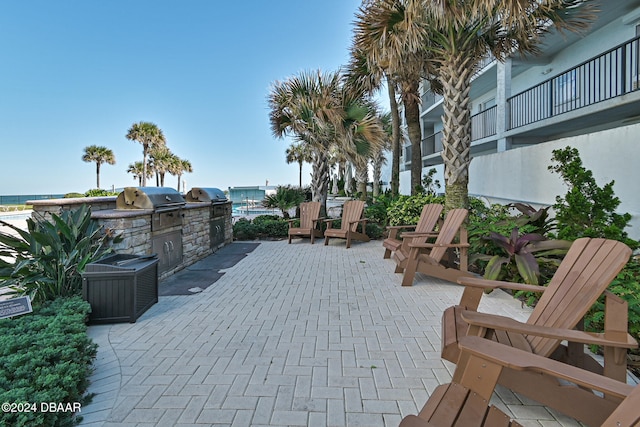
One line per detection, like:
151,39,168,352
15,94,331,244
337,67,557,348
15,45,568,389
79,240,584,427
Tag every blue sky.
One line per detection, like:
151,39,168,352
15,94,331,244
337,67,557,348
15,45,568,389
0,1,364,195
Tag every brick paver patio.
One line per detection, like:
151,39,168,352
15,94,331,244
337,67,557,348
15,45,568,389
80,240,583,427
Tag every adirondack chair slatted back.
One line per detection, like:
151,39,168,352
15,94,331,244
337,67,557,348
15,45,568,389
299,202,321,229
415,204,443,233
526,238,632,357
428,209,468,263
341,200,365,232
405,204,444,246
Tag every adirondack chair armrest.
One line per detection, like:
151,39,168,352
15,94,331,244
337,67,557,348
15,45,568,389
348,218,368,232
386,224,417,230
461,311,638,349
457,336,634,400
348,218,368,224
312,217,326,225
386,225,417,241
400,231,439,238
407,242,470,249
457,276,547,293
323,218,337,229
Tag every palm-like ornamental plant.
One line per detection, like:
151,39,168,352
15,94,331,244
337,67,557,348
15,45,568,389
82,145,115,189
125,121,166,187
0,205,117,304
419,0,595,210
352,0,438,195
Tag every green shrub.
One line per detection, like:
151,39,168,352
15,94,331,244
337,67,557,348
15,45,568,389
84,189,119,197
0,296,97,427
386,193,445,226
583,257,640,356
365,193,397,227
549,147,638,249
233,218,258,240
255,218,289,238
0,204,117,304
251,215,282,227
365,223,384,240
233,216,289,240
63,192,85,199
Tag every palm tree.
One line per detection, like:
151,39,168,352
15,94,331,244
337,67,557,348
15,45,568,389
173,158,193,192
285,143,313,188
82,145,115,189
148,146,175,187
127,161,150,186
347,43,401,198
269,70,343,215
352,0,437,195
371,111,392,197
125,121,166,187
269,70,386,211
419,0,595,210
337,89,387,200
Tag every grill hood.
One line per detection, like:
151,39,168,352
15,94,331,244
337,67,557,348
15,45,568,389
185,187,228,203
116,187,186,211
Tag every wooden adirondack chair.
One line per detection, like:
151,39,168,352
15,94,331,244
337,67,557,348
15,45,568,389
383,203,443,273
323,200,369,249
441,238,637,425
287,201,323,244
401,208,473,286
400,336,639,427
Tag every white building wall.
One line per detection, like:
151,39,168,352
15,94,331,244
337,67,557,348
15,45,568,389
469,123,640,240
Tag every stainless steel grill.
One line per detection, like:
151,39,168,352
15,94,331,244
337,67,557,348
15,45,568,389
116,187,186,273
116,187,186,212
186,187,230,249
185,187,227,204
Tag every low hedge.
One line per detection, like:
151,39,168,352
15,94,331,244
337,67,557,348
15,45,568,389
233,215,383,241
0,296,97,427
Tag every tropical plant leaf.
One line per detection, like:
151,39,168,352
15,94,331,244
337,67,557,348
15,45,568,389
515,251,540,285
483,255,510,280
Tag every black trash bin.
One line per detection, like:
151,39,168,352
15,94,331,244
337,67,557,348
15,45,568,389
82,253,158,324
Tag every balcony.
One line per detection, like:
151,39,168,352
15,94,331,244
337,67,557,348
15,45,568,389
408,35,640,169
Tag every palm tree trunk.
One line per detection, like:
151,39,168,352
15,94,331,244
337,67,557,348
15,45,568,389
355,161,368,200
387,75,401,198
310,149,329,216
96,163,101,189
372,154,382,197
404,80,422,195
142,147,148,187
440,55,473,211
298,161,303,188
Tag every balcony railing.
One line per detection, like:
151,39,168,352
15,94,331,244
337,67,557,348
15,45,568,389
421,132,443,156
471,105,497,141
509,35,640,129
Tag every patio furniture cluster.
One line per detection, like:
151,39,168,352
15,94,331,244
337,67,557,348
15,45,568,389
378,202,639,426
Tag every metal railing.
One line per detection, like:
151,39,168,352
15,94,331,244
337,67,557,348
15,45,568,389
509,35,640,129
471,105,497,141
421,132,443,156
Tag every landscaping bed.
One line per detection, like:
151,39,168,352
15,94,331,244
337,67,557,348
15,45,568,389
0,296,97,427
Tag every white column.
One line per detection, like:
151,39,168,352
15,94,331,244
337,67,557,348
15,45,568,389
497,58,512,151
